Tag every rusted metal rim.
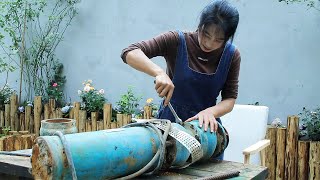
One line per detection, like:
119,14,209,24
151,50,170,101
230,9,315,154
31,137,54,180
42,118,75,124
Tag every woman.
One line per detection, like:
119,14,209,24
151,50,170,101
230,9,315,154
121,0,240,139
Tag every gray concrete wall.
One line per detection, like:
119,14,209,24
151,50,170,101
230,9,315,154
1,0,320,123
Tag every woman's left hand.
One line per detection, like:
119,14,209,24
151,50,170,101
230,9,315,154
185,108,217,133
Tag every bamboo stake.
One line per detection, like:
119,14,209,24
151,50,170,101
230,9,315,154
117,114,123,128
265,127,277,180
86,120,92,132
285,116,299,180
44,104,49,120
297,141,310,180
10,94,18,130
48,99,55,119
110,122,117,129
34,96,42,136
29,115,34,134
4,104,10,128
20,113,25,131
122,114,128,126
5,135,14,151
69,106,74,119
13,134,22,150
79,110,86,133
103,104,112,129
309,141,320,180
21,134,31,149
25,106,31,132
73,102,80,131
98,121,104,130
276,127,286,180
127,114,132,124
143,106,152,119
91,112,98,131
55,108,63,118
0,111,4,127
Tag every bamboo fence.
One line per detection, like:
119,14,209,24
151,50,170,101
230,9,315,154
0,94,154,151
264,115,320,180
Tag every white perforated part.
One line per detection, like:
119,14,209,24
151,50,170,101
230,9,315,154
155,122,203,168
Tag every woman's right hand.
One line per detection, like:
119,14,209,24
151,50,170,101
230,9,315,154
155,72,174,106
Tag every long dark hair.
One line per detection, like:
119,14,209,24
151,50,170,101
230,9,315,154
198,0,239,42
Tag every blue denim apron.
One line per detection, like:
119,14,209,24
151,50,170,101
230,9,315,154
157,30,236,160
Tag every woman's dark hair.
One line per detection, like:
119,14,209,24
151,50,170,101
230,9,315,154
198,0,239,42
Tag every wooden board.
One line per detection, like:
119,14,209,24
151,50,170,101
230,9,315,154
0,153,267,179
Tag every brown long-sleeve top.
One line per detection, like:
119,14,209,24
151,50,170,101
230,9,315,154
121,31,241,100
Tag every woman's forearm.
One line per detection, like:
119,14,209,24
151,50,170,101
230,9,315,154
207,98,236,118
125,49,165,77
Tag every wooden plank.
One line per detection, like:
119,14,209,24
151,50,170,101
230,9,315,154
243,139,270,155
0,155,32,178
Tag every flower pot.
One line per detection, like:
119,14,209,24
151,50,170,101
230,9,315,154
40,118,77,136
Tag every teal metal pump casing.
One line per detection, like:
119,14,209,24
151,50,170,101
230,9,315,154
31,120,228,179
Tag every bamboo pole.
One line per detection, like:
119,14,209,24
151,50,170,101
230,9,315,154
110,122,117,129
25,106,31,132
48,99,55,119
285,116,299,180
0,110,4,127
122,114,128,126
127,114,132,124
10,94,18,130
276,127,286,180
309,141,320,180
98,121,104,130
34,96,42,136
79,110,86,133
29,115,34,134
20,113,25,131
297,141,310,180
4,104,10,128
103,104,112,129
55,108,63,118
91,112,98,131
44,104,49,120
143,106,152,119
73,102,80,131
69,107,74,119
117,114,123,128
86,120,92,132
265,126,277,180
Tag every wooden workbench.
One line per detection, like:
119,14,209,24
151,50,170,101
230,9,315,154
0,153,267,179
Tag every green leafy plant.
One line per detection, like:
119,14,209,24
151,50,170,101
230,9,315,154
298,107,320,141
45,63,66,106
0,0,79,103
116,86,142,115
79,80,106,113
0,126,11,137
0,84,15,110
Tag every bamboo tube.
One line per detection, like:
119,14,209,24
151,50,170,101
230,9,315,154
13,134,22,150
48,99,55,119
79,110,86,133
69,107,74,119
25,106,31,132
29,115,34,134
285,116,299,180
143,106,152,119
103,104,112,129
86,120,92,132
276,127,286,180
20,113,25,131
297,141,310,180
5,135,14,151
44,104,49,120
91,112,98,131
0,110,4,127
309,141,320,180
110,122,117,129
265,127,277,180
34,96,42,136
98,121,104,130
73,102,80,130
0,137,5,151
10,94,18,130
116,114,123,128
4,104,10,128
55,108,63,118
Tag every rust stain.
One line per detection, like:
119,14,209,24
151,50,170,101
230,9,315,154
31,138,53,180
124,157,137,167
150,138,157,154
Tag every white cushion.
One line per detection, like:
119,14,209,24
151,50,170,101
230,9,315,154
221,104,269,165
